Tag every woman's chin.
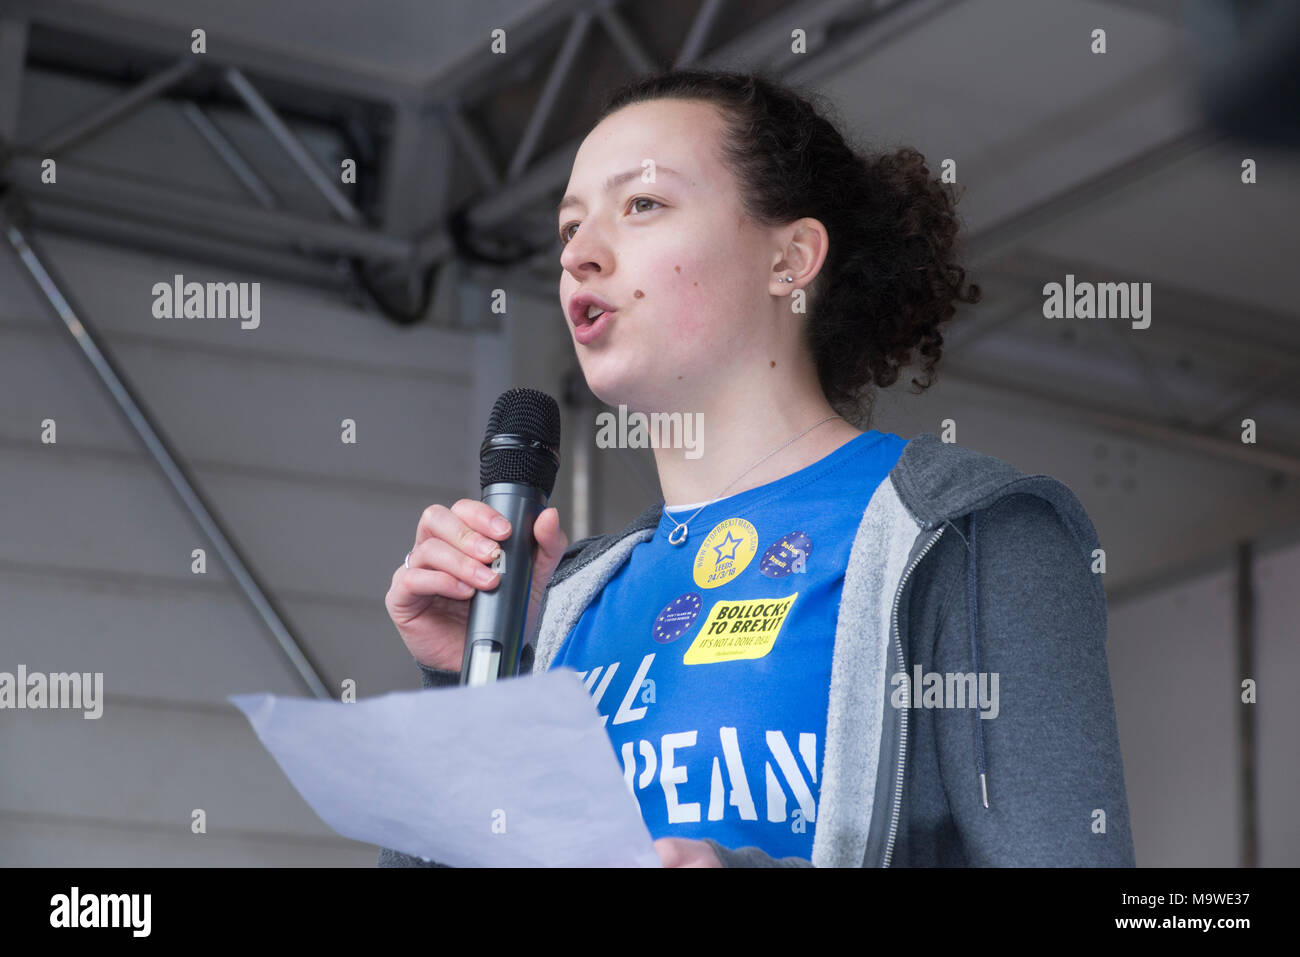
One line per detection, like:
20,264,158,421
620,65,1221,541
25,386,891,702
584,378,629,409
576,358,631,404
583,376,656,414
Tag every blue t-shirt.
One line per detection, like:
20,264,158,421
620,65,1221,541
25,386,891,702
549,428,908,859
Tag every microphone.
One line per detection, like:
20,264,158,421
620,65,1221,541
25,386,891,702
459,388,562,686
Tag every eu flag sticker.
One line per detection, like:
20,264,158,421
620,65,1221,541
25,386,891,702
760,530,813,578
652,592,702,643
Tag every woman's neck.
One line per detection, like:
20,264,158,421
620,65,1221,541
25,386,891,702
652,397,863,508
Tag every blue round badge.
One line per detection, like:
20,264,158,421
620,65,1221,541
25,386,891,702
760,531,813,578
653,592,702,643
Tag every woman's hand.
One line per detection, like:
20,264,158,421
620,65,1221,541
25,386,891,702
385,501,568,672
653,837,723,867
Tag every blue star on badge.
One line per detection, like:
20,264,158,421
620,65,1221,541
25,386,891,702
713,531,743,563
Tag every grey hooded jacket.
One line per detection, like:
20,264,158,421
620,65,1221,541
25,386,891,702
378,432,1136,867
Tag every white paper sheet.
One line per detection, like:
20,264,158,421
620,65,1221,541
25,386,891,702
229,667,661,867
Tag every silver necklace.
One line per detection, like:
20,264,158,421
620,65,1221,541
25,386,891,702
665,414,844,546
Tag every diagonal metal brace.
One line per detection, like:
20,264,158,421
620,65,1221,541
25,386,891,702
2,204,331,699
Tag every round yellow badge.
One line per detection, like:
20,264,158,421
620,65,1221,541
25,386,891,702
692,518,758,588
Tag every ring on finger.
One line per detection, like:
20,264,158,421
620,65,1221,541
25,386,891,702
404,550,412,570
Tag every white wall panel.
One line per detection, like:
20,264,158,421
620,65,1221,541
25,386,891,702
0,813,379,867
1,223,486,864
1108,568,1239,866
1256,539,1300,868
0,564,307,702
0,701,334,835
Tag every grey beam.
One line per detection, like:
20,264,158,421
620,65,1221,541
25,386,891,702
941,360,1300,477
223,67,363,225
983,251,1300,375
507,10,593,182
0,17,28,142
37,58,198,155
1095,315,1193,424
1092,0,1183,23
595,4,658,75
786,0,970,86
943,288,1046,356
1106,511,1300,610
382,101,454,238
6,152,410,260
438,100,501,192
179,99,362,277
1198,365,1297,433
464,138,574,232
180,102,280,209
674,0,725,68
409,228,456,275
12,0,410,104
711,0,922,75
381,104,455,308
1,209,331,700
1234,539,1258,869
25,199,349,290
968,128,1226,269
417,0,601,107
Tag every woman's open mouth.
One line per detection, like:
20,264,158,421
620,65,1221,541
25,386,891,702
574,308,614,345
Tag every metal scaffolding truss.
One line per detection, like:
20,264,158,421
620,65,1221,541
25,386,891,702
0,0,944,321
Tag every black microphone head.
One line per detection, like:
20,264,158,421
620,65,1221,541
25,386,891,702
479,388,561,495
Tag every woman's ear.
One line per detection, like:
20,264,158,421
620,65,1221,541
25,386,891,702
772,217,829,291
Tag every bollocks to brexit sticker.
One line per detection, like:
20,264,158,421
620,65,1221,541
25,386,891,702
692,518,758,589
683,594,798,665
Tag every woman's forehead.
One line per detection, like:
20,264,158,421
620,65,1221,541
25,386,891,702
578,100,723,171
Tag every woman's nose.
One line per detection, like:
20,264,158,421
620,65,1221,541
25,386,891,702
560,225,608,276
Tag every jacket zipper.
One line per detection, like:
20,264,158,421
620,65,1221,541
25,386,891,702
881,523,946,867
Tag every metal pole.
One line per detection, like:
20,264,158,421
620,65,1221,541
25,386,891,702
506,11,592,181
2,209,331,699
674,0,725,68
6,151,408,259
38,59,198,155
180,102,279,209
1234,540,1258,868
223,66,364,225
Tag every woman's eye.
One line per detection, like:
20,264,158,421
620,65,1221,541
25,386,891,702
558,198,662,246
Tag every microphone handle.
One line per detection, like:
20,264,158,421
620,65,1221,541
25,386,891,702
459,482,547,685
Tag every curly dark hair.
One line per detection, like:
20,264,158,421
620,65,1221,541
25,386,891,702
596,68,981,427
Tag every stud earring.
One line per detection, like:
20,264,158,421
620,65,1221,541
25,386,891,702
779,276,793,283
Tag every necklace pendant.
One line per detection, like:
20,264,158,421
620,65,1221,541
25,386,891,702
668,522,688,546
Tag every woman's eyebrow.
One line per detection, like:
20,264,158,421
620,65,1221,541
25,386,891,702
557,166,685,215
